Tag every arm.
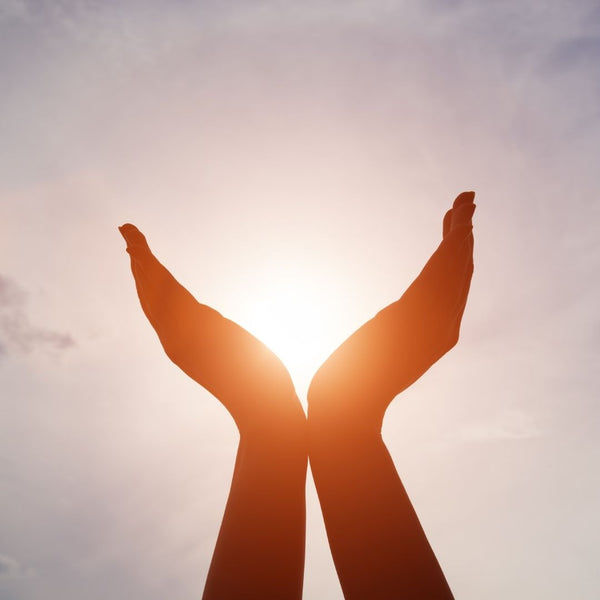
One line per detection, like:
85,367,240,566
119,225,307,599
307,192,475,599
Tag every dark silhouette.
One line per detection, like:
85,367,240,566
119,224,307,599
119,191,475,599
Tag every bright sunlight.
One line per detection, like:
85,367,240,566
235,265,344,399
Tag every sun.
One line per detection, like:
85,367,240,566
235,267,342,398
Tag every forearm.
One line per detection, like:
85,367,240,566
306,193,474,598
308,420,454,600
204,423,308,600
120,223,309,600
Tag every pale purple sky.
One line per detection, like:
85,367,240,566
1,1,599,598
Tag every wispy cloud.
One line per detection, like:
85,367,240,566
0,275,75,356
0,553,26,578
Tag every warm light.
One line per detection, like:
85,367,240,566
236,267,341,399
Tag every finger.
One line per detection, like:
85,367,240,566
451,202,476,229
453,190,475,208
442,208,453,238
443,192,475,238
119,223,151,254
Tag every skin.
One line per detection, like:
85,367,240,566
119,224,307,600
119,191,475,599
307,191,474,599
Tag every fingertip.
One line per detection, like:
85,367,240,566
453,191,475,208
119,223,149,250
119,223,138,234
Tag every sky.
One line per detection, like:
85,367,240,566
1,0,599,598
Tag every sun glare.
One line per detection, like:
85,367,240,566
236,269,342,399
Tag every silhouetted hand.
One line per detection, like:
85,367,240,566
119,224,303,433
306,192,473,600
308,191,475,430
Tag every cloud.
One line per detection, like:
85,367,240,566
0,554,22,577
0,275,26,306
0,275,75,356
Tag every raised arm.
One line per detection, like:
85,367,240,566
307,192,475,599
119,225,307,599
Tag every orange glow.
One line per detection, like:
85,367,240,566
236,267,341,396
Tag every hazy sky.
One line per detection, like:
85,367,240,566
1,1,599,598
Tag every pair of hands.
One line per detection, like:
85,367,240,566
119,192,475,431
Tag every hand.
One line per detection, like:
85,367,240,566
308,192,475,428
